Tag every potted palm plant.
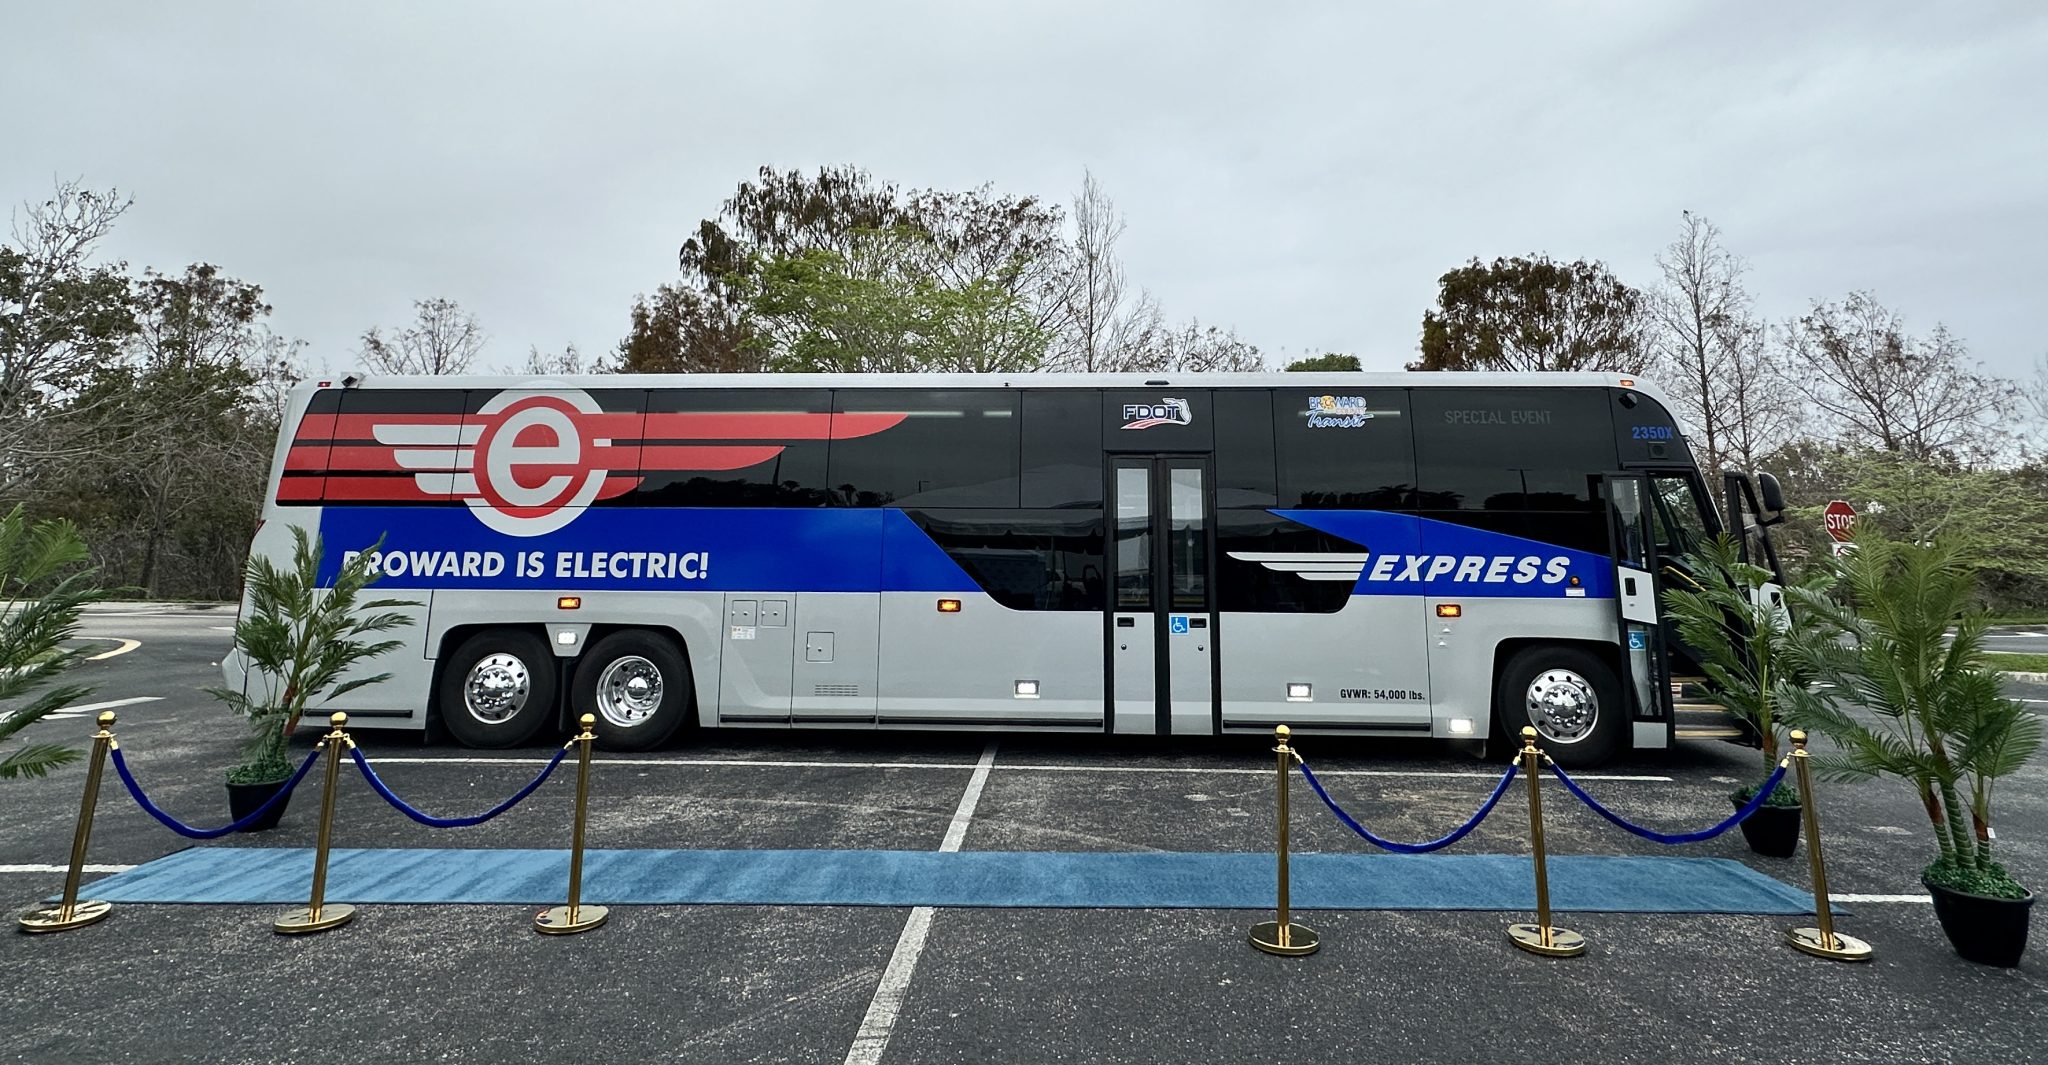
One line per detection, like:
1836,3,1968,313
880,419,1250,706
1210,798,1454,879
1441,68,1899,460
0,507,112,781
206,527,411,830
1663,534,1812,857
1786,535,2038,967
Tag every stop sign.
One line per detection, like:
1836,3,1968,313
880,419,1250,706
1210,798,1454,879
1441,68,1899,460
1824,500,1857,543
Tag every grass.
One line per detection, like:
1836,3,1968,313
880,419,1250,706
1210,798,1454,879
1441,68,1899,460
1987,652,2048,674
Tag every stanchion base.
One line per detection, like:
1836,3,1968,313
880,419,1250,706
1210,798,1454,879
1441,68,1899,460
273,904,356,935
1507,923,1587,957
1785,926,1873,962
1248,920,1320,956
534,904,609,935
16,899,112,934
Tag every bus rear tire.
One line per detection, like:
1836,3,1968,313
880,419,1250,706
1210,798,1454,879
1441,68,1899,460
438,630,557,749
573,630,692,751
1496,646,1623,768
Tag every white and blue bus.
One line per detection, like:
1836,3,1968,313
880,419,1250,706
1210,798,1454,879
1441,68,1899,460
226,371,1787,766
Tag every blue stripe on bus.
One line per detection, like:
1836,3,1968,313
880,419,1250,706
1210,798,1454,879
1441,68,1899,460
1270,510,1616,599
311,506,1613,599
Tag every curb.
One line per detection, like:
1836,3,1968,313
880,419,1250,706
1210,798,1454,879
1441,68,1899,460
82,601,234,615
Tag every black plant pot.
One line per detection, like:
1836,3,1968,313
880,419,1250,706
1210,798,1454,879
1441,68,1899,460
1731,793,1801,858
1924,875,2035,967
225,777,293,833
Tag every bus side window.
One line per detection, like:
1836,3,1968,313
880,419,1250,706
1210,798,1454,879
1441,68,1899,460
1274,388,1413,510
1022,391,1103,509
830,390,1021,508
634,388,832,507
1213,390,1277,509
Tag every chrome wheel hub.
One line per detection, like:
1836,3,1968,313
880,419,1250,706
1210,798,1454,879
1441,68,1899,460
1526,668,1598,744
595,655,664,728
464,653,531,725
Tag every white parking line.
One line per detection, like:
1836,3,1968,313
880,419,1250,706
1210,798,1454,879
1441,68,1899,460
842,742,997,1065
43,696,163,719
363,755,1671,782
1833,893,1932,904
0,864,137,874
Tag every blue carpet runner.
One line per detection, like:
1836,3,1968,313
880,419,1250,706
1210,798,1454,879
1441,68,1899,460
80,849,1817,913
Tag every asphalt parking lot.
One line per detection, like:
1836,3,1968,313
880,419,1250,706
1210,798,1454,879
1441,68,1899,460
4,607,2044,1064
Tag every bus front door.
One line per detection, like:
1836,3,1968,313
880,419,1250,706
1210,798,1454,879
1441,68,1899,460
1602,473,1675,748
1109,456,1217,736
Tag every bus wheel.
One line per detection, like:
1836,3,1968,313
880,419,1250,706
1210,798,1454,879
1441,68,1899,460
438,630,557,748
1496,646,1622,768
573,630,692,751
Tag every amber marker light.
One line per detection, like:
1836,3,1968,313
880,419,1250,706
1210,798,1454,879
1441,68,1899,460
937,599,962,613
557,596,582,610
1436,604,1462,618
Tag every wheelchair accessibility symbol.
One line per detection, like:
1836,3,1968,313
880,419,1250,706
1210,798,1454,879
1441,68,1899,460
1628,630,1647,650
1169,615,1191,635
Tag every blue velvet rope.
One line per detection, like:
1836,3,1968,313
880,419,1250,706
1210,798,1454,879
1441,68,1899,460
1548,759,1789,845
349,744,567,828
110,745,323,840
1297,760,1520,854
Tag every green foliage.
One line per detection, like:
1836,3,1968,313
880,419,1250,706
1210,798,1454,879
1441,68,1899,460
1768,443,2048,610
0,506,111,780
204,528,413,783
1285,353,1361,372
1410,254,1644,372
1663,534,1819,793
1987,652,2048,673
1785,536,2040,897
743,229,1048,373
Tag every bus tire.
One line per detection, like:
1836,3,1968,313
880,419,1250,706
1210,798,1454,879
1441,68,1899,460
438,630,557,748
573,630,692,751
1496,646,1623,768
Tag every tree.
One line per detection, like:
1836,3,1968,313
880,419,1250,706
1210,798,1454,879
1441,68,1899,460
37,265,290,597
0,181,137,493
1042,171,1162,372
520,342,585,376
1646,213,1796,475
1410,255,1645,372
358,297,485,375
1783,292,2013,462
613,285,759,373
1148,320,1264,372
1286,353,1361,371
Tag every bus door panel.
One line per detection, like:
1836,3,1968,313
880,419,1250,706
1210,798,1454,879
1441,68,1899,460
791,593,880,725
1108,456,1216,735
1601,474,1674,740
717,594,793,723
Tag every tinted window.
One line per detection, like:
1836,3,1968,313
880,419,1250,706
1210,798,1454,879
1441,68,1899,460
315,388,469,506
634,389,831,507
1213,390,1277,508
277,388,343,505
1022,391,1102,508
1411,388,1613,511
906,509,1104,611
1275,388,1415,509
829,390,1019,507
1214,510,1355,613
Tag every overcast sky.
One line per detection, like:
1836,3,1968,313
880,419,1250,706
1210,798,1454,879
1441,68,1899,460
7,2,2045,381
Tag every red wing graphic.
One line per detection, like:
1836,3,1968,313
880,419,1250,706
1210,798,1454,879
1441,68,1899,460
280,403,907,509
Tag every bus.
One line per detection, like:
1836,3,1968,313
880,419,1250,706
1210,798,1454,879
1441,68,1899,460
225,371,1787,766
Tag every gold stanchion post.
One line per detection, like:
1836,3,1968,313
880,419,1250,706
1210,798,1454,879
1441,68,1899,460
1508,726,1585,957
274,713,357,934
1784,730,1873,961
1249,724,1319,956
535,714,607,934
17,711,119,933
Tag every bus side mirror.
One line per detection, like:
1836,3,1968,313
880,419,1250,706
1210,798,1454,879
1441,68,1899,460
1757,472,1787,524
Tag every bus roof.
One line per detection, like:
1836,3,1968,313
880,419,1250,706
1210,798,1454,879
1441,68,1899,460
310,369,1668,397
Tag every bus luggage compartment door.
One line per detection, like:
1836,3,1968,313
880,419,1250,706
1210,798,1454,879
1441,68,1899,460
717,595,793,724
